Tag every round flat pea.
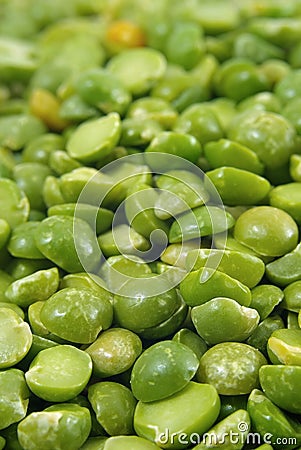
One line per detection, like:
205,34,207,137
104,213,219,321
146,132,202,164
0,308,32,369
266,243,301,287
197,342,267,395
250,284,284,319
130,340,199,402
172,328,208,360
0,369,29,430
66,113,121,164
0,179,29,228
126,97,178,129
25,345,92,402
7,221,45,259
270,182,301,225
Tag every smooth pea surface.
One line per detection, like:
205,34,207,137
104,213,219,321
0,369,29,430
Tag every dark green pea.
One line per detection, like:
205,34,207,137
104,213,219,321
0,114,46,151
250,285,284,319
88,381,136,436
270,182,301,225
85,328,142,378
218,395,248,421
98,224,150,258
0,269,13,296
0,179,29,228
80,437,107,450
0,218,10,251
120,118,163,147
7,221,45,259
290,154,301,181
246,315,284,356
0,369,29,430
234,206,299,257
192,298,259,345
41,287,113,344
197,342,267,395
5,267,59,308
259,365,301,414
174,103,223,145
48,150,81,175
104,436,161,450
0,437,4,450
268,329,301,365
180,268,251,307
25,345,92,402
233,33,284,63
17,403,91,450
35,215,100,273
130,340,199,402
248,389,301,450
266,243,301,287
172,328,208,360
146,131,202,164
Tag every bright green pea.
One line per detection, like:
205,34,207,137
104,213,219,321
0,179,29,228
0,114,46,151
246,315,284,356
17,403,91,450
7,221,45,259
28,301,53,338
0,369,29,430
19,335,59,371
238,91,282,114
59,272,108,294
120,118,163,147
0,37,37,82
150,65,195,103
161,241,201,268
76,68,131,116
66,113,121,164
204,138,264,175
127,97,178,129
275,70,301,103
107,48,167,96
130,340,199,402
266,243,301,286
35,215,100,273
283,280,301,312
5,267,59,308
41,287,113,344
172,328,208,360
104,436,161,450
42,175,65,207
234,206,299,257
191,298,259,345
25,345,92,402
172,84,209,114
180,268,251,307
0,302,24,319
260,58,291,87
7,258,53,280
270,182,301,225
247,389,301,450
259,365,301,414
48,150,81,175
134,381,220,449
290,154,301,181
60,94,99,122
0,308,32,369
80,436,107,450
250,285,284,319
174,103,223,145
146,132,202,164
282,98,301,134
85,328,142,378
98,224,150,258
88,381,136,436
288,311,300,330
248,17,301,47
0,437,4,450
197,342,267,395
268,329,301,365
234,33,284,63
169,206,235,243
214,234,270,262
186,249,265,288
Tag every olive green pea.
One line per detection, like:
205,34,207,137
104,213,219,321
248,389,301,450
246,315,284,356
267,329,301,365
17,403,91,450
85,328,142,377
197,342,267,395
218,395,248,422
193,409,251,450
161,241,201,268
80,436,107,450
35,215,100,273
18,335,60,371
266,243,301,287
172,328,208,360
191,298,260,345
234,32,284,63
127,97,178,129
0,218,10,250
186,249,265,288
5,267,59,308
204,139,264,175
7,258,53,281
98,224,150,258
104,436,162,450
234,206,299,257
7,221,45,259
0,114,46,151
238,91,282,114
0,437,4,450
146,131,202,164
0,179,29,228
290,153,301,183
42,175,65,207
0,369,29,430
88,381,136,436
66,113,121,164
259,365,301,414
48,150,81,175
28,301,53,338
288,311,300,330
120,118,163,147
60,272,108,295
131,340,199,402
207,167,271,206
250,284,284,319
270,182,301,225
180,268,251,307
0,269,13,295
0,302,24,319
25,345,92,402
0,308,32,369
134,382,220,449
41,287,113,344
22,133,65,165
174,103,223,145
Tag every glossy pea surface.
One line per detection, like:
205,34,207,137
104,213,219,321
0,369,29,430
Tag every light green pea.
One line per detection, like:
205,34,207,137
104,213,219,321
59,272,108,294
60,94,99,122
120,118,163,147
234,32,284,63
0,218,10,250
234,206,299,257
204,139,264,175
191,298,259,345
134,382,220,449
290,154,301,181
25,345,92,402
180,268,251,307
127,97,178,129
98,224,150,258
172,328,207,360
259,365,301,414
197,342,267,395
0,369,29,430
41,287,113,344
66,113,121,164
17,404,91,450
248,17,301,47
275,69,301,103
186,248,265,288
48,150,81,175
246,315,284,357
0,302,24,319
18,335,59,371
283,281,301,312
0,114,46,151
80,436,107,450
7,221,45,259
266,243,301,286
238,91,282,114
0,308,32,369
88,381,136,436
28,301,53,338
250,285,284,319
268,329,301,365
5,267,59,308
214,234,271,263
7,258,53,281
0,37,37,82
260,59,291,86
172,84,209,114
0,179,29,228
146,132,202,164
107,48,167,96
270,182,301,225
22,133,65,165
283,98,301,134
104,436,161,450
161,241,201,268
42,175,65,207
151,65,195,103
